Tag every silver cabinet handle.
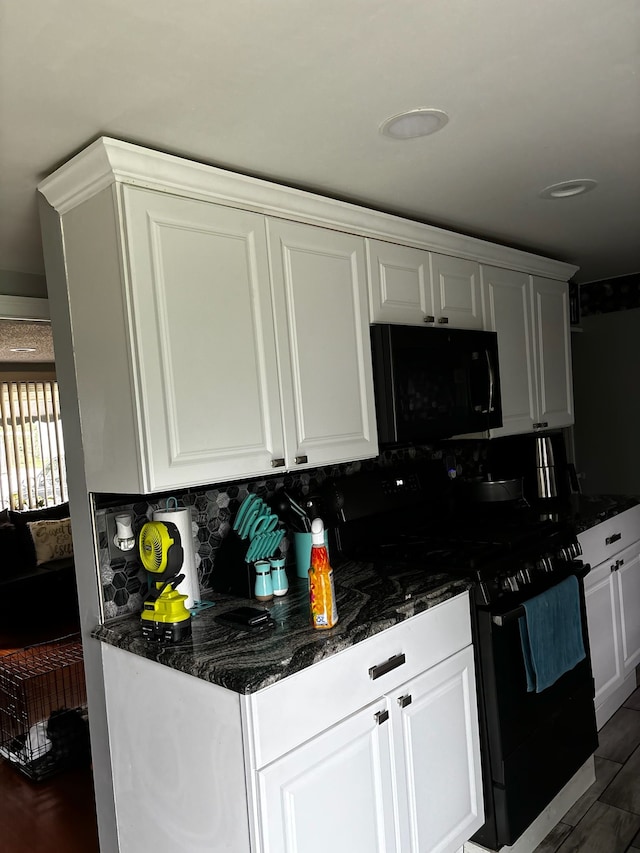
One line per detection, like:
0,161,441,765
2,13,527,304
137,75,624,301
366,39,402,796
271,458,286,468
437,316,449,324
605,532,622,546
533,422,549,430
423,315,435,323
397,694,412,708
369,653,406,681
294,455,308,465
374,709,389,725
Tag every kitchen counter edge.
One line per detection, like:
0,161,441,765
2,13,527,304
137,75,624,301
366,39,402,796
92,560,472,695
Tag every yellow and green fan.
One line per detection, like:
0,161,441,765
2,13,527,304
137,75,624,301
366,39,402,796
139,520,184,578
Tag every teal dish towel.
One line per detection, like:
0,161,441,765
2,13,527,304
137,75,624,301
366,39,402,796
518,575,586,693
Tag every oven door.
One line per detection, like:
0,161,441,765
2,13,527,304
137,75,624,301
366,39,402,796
472,571,598,849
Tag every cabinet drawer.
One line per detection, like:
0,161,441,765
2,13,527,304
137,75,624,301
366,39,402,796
247,592,471,768
578,504,640,572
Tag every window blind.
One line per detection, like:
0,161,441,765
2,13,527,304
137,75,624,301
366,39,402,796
0,381,67,510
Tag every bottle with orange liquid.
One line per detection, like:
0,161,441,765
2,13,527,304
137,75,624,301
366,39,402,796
308,517,338,629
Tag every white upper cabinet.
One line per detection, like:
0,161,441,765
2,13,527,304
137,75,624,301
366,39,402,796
430,253,483,330
123,188,286,491
367,239,434,325
531,276,574,430
43,181,378,493
482,266,537,436
38,138,579,491
267,219,378,471
367,241,483,330
482,267,573,436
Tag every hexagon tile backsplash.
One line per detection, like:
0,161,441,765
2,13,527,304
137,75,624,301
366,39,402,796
94,442,488,620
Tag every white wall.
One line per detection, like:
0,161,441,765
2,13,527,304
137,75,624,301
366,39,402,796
572,307,640,494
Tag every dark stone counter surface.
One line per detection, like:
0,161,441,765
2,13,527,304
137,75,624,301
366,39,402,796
563,494,640,533
93,560,471,695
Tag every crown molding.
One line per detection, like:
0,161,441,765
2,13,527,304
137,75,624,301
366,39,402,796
38,137,578,281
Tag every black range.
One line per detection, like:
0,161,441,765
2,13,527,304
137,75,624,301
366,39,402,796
325,462,598,851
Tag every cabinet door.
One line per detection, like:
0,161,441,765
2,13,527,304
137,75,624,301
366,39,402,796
431,254,483,330
267,219,378,469
391,646,484,853
367,239,434,324
257,698,397,853
615,541,640,674
122,187,285,490
482,266,537,436
585,560,623,707
531,278,574,430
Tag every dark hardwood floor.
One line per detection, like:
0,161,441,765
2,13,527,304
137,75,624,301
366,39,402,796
0,609,99,852
535,686,640,853
0,758,99,853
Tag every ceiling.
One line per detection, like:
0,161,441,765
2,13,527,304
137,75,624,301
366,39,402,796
2,0,639,287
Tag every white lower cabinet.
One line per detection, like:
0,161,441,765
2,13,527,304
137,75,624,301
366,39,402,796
258,697,397,853
257,646,483,853
102,593,483,853
579,508,640,729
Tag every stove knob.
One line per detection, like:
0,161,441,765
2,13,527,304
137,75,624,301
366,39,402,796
537,554,554,573
568,541,582,560
516,568,531,586
501,575,519,592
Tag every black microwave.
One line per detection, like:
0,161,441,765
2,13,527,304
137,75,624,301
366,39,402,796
370,323,503,444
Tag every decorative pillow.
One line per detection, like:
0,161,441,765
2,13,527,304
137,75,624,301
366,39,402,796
27,518,73,565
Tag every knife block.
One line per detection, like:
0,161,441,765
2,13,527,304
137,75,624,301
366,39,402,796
210,532,257,599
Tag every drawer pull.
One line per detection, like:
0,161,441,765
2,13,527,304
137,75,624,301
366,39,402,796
374,710,389,725
294,455,308,465
437,316,449,324
369,653,406,681
423,315,435,323
605,532,622,546
397,694,412,708
271,458,286,468
533,422,549,430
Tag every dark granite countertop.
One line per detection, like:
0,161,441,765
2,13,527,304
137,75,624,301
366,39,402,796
93,560,471,695
563,494,640,534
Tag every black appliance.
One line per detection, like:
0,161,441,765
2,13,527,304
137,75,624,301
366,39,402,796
325,463,598,851
482,431,578,508
370,324,502,444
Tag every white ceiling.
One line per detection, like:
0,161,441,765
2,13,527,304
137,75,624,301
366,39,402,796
2,0,639,286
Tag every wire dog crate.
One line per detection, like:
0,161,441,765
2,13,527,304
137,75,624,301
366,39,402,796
0,634,90,780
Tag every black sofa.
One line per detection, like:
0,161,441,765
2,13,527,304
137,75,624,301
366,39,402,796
0,502,78,626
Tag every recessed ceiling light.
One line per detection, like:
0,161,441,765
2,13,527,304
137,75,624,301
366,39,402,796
10,347,36,353
539,179,598,199
380,108,449,139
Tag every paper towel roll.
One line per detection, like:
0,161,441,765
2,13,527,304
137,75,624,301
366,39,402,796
153,507,200,609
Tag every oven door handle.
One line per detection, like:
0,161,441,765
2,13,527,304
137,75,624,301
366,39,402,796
491,562,590,626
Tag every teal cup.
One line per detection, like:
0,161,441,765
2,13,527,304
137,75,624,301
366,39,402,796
293,530,329,579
